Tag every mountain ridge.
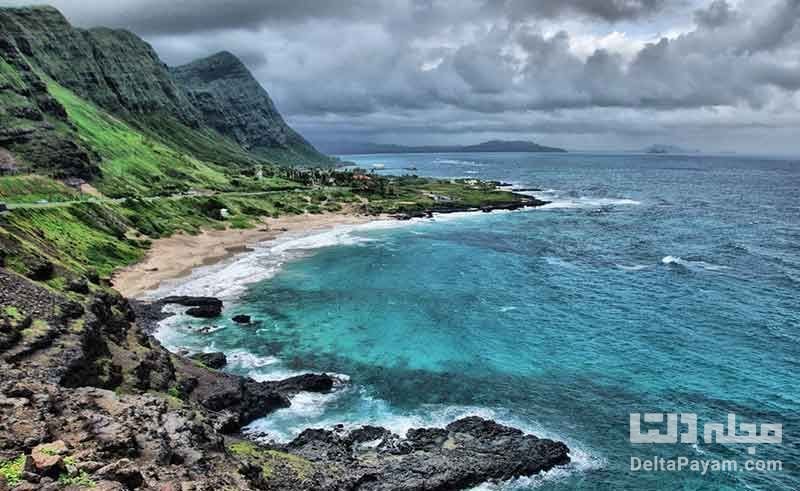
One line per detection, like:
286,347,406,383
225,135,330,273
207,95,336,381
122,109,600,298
319,139,567,155
0,5,330,180
171,51,329,165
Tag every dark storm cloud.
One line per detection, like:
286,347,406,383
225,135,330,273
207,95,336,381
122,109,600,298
693,0,736,28
27,0,394,34
501,0,671,22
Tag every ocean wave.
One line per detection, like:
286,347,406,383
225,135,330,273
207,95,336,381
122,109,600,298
540,197,641,209
661,255,729,271
470,447,604,490
544,256,576,269
433,158,481,166
616,264,651,271
511,187,640,210
226,349,281,370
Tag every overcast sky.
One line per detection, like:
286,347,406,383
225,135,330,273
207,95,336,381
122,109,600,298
4,0,800,153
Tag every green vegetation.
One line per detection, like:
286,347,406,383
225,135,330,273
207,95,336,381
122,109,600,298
49,82,230,197
0,175,79,204
0,454,25,487
4,202,143,277
0,58,25,92
58,470,95,488
228,442,313,481
3,306,22,321
356,175,525,215
0,175,527,289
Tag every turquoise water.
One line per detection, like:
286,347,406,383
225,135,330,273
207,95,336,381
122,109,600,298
157,152,799,489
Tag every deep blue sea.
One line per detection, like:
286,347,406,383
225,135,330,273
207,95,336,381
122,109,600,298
155,152,799,490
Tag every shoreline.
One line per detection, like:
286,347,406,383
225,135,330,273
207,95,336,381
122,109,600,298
112,211,385,298
112,195,545,299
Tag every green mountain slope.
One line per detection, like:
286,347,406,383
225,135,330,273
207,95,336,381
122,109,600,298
0,5,329,183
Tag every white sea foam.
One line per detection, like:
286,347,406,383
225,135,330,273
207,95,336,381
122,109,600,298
616,264,651,271
226,349,281,370
661,255,729,271
544,256,576,269
470,447,604,490
512,188,641,210
540,197,641,209
433,158,481,166
146,219,414,301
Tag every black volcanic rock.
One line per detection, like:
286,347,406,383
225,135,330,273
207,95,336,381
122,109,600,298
277,416,570,490
190,351,227,369
160,296,223,319
171,51,330,166
232,314,251,324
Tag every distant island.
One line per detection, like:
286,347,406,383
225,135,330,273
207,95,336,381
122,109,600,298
644,144,699,154
320,140,567,155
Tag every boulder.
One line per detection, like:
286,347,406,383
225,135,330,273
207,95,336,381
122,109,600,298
185,305,221,318
92,459,143,489
272,373,335,394
189,352,227,370
66,277,90,294
31,440,67,473
231,314,251,324
160,296,223,319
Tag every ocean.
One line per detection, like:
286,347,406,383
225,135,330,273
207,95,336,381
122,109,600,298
153,152,799,490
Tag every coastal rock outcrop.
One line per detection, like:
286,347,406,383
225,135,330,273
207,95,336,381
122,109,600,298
161,295,223,318
0,266,570,490
236,416,571,490
190,351,227,369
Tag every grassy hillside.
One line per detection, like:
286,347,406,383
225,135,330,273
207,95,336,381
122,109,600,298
0,175,79,203
48,82,232,197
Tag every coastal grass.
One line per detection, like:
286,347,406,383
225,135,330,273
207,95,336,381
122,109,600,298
0,58,25,92
58,470,95,488
228,442,314,481
0,454,25,487
3,202,144,277
48,82,231,197
0,175,80,204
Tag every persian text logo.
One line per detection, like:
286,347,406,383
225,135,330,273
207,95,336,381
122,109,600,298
630,413,782,455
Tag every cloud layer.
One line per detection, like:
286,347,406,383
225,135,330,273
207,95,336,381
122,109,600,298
3,0,800,152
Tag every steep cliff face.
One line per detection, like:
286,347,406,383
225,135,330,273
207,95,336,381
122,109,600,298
0,6,198,125
0,8,97,179
0,5,330,179
171,51,331,166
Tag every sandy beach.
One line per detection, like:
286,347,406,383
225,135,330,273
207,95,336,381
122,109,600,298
112,212,382,298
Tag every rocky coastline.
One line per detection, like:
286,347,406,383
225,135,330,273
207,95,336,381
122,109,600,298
1,253,570,490
1,195,564,490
